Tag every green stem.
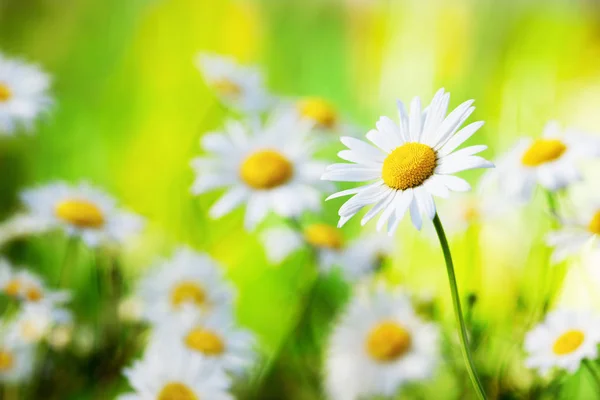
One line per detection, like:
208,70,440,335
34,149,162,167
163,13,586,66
584,359,600,395
433,214,487,400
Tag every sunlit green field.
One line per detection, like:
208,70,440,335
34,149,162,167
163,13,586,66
1,0,600,399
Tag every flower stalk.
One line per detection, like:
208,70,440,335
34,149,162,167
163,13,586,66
433,213,487,400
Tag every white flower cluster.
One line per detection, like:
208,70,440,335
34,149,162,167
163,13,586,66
118,248,257,399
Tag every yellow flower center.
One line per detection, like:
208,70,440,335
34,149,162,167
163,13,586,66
463,204,479,222
240,149,294,190
158,382,198,400
212,78,242,98
365,320,412,362
303,224,343,250
521,139,567,167
0,83,11,103
382,143,437,190
26,286,43,302
185,327,226,356
0,350,14,372
55,199,105,229
553,330,585,355
589,211,600,235
297,97,337,129
171,282,206,309
4,279,21,297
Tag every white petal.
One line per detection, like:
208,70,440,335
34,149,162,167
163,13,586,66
361,190,395,226
325,181,384,200
396,100,410,142
339,187,391,216
209,187,247,218
429,100,474,148
438,121,485,156
340,136,385,160
434,156,493,174
244,193,270,230
438,145,488,166
409,199,422,230
337,150,382,166
191,174,233,195
423,176,450,198
409,97,422,142
337,215,353,228
414,187,436,221
376,191,399,231
421,89,447,143
437,175,471,192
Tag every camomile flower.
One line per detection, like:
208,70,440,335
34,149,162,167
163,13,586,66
491,122,599,203
0,331,35,383
20,181,144,247
151,306,255,375
120,342,232,400
195,52,271,114
322,88,493,234
191,111,327,230
524,309,600,374
0,261,69,305
261,224,393,280
135,248,235,325
9,302,72,344
546,198,600,263
325,286,439,400
296,97,339,131
0,53,52,135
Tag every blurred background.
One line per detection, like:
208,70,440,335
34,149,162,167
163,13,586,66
1,0,600,398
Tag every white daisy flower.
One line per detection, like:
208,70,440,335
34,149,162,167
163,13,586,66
120,342,232,400
322,88,493,234
0,261,69,305
9,301,72,344
135,248,235,325
261,224,393,280
195,52,271,114
492,122,599,202
20,181,144,248
151,306,255,375
0,213,51,247
0,331,35,384
524,309,600,374
325,286,439,400
191,111,327,230
546,198,600,263
0,53,52,135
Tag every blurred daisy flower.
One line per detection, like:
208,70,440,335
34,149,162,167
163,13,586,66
196,53,272,114
151,306,255,375
296,97,339,131
322,88,492,233
547,198,600,263
260,224,393,280
135,248,235,325
325,286,439,399
0,53,52,135
0,261,69,305
21,181,144,248
9,302,72,344
191,111,327,230
525,309,600,374
491,122,600,202
120,342,232,400
0,332,34,384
